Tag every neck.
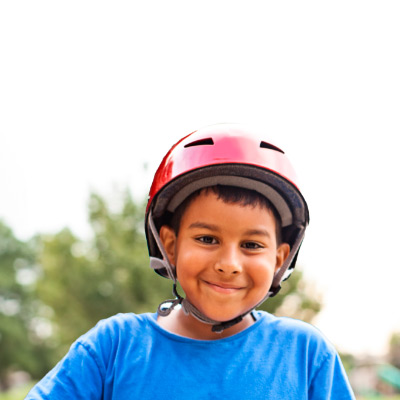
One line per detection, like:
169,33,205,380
157,307,256,340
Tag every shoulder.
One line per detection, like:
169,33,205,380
82,312,154,335
256,311,338,358
255,312,355,397
257,310,330,338
74,313,156,362
25,314,157,399
78,312,155,343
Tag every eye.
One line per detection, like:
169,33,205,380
242,241,264,250
196,236,218,245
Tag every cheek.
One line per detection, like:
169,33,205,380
175,247,199,282
250,260,277,287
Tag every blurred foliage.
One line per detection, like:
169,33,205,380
0,222,52,389
35,190,171,359
1,189,323,389
389,332,400,370
339,352,357,375
258,267,322,323
0,381,37,400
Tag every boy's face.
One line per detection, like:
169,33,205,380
160,191,290,323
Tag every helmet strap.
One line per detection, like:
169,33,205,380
157,283,183,316
148,211,177,281
269,227,306,296
158,283,246,333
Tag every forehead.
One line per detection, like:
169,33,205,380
180,190,277,230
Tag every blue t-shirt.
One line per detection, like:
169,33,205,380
26,311,355,399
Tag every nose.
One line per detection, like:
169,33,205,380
214,246,243,275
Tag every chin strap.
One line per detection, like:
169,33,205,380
157,283,244,333
149,211,306,333
148,211,176,281
268,226,306,296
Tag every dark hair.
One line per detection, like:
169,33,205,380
169,185,283,245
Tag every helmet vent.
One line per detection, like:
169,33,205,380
184,138,214,148
260,141,285,154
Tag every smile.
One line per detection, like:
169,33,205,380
203,280,244,294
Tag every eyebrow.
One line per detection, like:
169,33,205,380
244,229,271,238
188,222,220,231
188,223,271,238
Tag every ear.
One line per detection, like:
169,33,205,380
275,242,290,272
159,225,177,265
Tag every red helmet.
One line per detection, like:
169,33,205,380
145,123,309,297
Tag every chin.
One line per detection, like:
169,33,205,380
198,307,244,323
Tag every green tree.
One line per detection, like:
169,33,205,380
35,191,172,358
389,332,400,369
259,268,322,323
0,221,53,390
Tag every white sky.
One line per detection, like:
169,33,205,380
1,1,399,357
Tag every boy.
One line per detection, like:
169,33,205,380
26,124,355,399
